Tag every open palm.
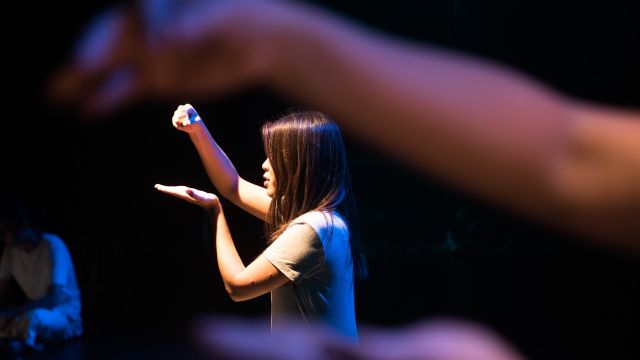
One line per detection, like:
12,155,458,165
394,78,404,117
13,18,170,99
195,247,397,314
155,184,220,212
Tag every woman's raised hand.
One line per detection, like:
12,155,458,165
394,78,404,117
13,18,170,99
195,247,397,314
155,184,220,213
172,103,203,133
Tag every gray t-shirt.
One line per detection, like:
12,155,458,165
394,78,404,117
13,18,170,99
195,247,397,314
263,211,357,340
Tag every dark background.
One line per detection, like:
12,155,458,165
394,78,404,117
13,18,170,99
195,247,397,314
2,0,639,359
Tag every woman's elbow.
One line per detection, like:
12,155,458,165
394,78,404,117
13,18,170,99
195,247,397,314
224,283,253,302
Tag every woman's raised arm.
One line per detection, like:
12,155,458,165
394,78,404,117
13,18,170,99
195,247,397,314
172,104,271,221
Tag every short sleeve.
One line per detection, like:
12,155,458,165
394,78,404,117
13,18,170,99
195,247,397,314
46,234,70,286
0,248,11,280
263,223,324,285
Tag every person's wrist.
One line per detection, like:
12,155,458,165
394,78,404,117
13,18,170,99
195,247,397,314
187,121,209,138
204,196,221,214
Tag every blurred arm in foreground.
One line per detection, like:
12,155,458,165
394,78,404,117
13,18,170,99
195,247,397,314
51,0,640,250
190,315,525,360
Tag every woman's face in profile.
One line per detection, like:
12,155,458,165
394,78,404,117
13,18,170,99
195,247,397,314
262,158,276,197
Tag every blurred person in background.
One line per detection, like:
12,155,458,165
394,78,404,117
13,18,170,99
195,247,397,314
0,198,82,355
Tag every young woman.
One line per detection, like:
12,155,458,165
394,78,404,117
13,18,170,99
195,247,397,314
155,104,366,340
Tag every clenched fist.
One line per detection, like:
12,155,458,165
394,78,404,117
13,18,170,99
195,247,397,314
172,103,203,133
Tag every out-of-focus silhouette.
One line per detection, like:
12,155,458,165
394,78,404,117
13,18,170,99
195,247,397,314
51,0,640,251
190,315,525,360
0,198,82,355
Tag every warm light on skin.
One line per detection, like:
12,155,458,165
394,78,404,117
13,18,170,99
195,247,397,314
262,158,276,198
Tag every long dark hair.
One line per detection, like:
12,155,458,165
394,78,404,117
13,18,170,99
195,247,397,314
262,111,367,280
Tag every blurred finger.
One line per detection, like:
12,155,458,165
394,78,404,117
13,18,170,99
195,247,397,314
48,6,144,118
84,65,143,116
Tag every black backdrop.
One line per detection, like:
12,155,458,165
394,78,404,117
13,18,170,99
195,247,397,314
2,1,639,359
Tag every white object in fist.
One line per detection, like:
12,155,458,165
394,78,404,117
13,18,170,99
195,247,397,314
172,103,202,129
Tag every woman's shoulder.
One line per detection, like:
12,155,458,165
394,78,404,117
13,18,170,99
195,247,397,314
292,210,347,235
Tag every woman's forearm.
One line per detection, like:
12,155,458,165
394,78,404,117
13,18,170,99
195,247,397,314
211,208,246,296
189,123,242,201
